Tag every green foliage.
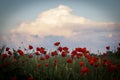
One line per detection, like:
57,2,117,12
0,53,120,80
0,42,120,80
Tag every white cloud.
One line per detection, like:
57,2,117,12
108,33,112,38
1,5,120,52
10,5,117,37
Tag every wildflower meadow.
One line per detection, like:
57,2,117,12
0,42,120,80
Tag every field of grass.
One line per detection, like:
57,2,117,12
0,42,120,80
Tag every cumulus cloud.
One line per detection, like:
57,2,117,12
1,5,120,52
10,5,119,38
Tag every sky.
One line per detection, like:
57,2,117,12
0,0,120,53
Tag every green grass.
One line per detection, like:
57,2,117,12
0,45,120,80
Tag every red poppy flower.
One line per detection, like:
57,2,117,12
76,54,81,59
53,60,57,67
101,59,107,66
75,47,82,52
61,51,67,57
2,54,8,59
22,60,25,63
84,53,90,59
94,63,99,68
71,50,77,55
38,64,42,68
108,65,118,73
76,47,88,53
6,47,10,51
54,60,57,63
67,58,72,63
89,60,95,65
79,61,84,67
82,47,87,53
45,63,49,67
8,51,12,55
54,42,60,46
71,54,75,59
17,49,24,56
45,54,50,59
36,47,46,54
2,61,9,67
103,58,107,62
93,56,98,62
36,47,40,51
51,51,57,56
117,47,120,51
54,51,58,55
103,53,106,57
35,52,40,55
40,57,45,60
40,47,46,54
28,76,34,80
51,51,55,56
106,46,110,50
107,60,112,67
29,54,33,58
63,47,69,52
58,47,62,52
81,67,89,75
29,45,33,49
86,50,89,53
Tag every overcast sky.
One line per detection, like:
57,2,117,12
0,0,120,53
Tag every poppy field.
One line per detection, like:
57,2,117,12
0,42,120,80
